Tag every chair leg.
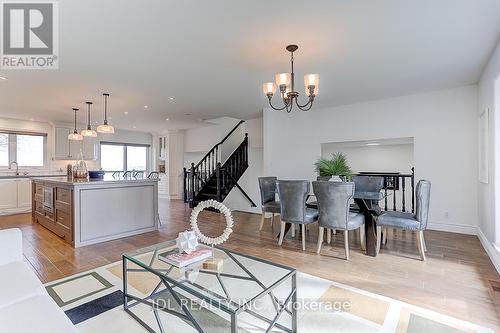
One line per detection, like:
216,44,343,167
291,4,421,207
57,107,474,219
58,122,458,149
422,231,427,252
278,222,286,246
359,225,366,251
301,224,306,251
259,213,266,231
271,213,275,231
382,227,387,244
317,226,324,254
326,229,331,244
376,226,382,255
417,230,427,261
291,224,295,238
344,230,350,260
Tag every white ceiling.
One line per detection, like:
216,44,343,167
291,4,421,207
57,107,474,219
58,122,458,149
0,0,499,134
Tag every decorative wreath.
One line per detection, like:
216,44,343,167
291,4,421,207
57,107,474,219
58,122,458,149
190,200,234,246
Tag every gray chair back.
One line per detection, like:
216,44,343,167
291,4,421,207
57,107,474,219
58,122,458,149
352,176,384,206
276,180,309,223
415,180,431,229
313,181,354,230
258,177,277,205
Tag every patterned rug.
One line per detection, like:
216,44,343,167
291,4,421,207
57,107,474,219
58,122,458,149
44,253,493,333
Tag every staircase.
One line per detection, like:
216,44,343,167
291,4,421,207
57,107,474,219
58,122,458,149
183,120,257,208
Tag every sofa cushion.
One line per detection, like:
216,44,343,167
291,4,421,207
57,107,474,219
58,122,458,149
0,261,46,309
0,294,77,333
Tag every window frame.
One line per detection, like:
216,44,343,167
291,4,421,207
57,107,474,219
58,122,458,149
100,141,150,173
0,131,48,169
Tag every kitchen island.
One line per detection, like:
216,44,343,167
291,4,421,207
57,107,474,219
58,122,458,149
31,176,159,247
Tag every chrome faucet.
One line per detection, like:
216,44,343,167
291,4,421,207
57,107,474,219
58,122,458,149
9,161,19,176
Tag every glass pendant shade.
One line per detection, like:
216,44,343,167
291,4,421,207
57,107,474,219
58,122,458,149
96,124,114,134
82,101,98,137
68,132,83,141
68,108,83,141
304,74,319,96
262,82,276,96
275,73,291,88
81,128,97,137
97,93,114,134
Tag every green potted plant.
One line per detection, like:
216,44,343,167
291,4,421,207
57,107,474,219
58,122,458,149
314,152,352,181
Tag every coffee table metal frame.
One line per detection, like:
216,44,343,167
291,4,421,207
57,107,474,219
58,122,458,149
122,242,297,333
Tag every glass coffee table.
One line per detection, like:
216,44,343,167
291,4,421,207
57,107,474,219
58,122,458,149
123,240,297,332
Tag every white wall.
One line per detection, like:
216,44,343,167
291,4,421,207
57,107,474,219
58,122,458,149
477,40,500,273
224,118,263,213
264,85,478,234
321,141,414,174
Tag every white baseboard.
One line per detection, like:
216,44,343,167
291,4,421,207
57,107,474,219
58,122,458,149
477,228,500,275
427,221,477,235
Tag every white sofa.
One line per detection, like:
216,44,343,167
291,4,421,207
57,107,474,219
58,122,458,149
0,228,78,333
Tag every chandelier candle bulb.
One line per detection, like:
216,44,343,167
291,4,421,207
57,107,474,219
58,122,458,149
304,74,319,96
275,73,291,88
262,82,276,96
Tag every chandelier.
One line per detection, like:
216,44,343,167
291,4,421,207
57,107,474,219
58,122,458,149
262,44,319,113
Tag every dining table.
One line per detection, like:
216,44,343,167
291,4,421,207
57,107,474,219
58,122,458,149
306,190,386,257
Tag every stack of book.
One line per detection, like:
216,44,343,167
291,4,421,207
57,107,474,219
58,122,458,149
158,247,213,268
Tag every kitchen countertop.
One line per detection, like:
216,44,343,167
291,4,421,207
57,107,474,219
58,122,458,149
0,174,65,180
30,175,159,186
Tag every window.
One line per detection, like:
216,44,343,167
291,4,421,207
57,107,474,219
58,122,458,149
126,146,147,171
101,144,124,172
17,135,44,167
100,142,149,172
0,134,8,167
0,132,46,168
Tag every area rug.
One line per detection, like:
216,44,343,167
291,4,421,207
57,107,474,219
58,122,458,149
44,253,493,333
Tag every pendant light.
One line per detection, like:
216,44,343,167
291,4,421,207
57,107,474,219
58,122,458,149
97,93,114,134
81,101,98,137
68,108,83,141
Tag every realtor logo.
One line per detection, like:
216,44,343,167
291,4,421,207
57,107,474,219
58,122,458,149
1,1,58,69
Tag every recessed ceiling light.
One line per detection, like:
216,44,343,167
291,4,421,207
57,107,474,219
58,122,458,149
132,125,137,129
366,142,380,146
124,111,128,115
29,118,35,121
169,97,175,101
165,118,169,121
0,76,7,80
144,105,148,109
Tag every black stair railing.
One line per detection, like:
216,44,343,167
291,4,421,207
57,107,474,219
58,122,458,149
355,167,415,213
183,120,255,207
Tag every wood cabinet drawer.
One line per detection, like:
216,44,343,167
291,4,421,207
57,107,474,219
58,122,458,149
56,209,71,230
35,201,44,214
45,210,54,221
56,188,71,204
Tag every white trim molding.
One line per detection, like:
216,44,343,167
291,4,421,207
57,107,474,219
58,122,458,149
427,221,477,235
477,228,500,274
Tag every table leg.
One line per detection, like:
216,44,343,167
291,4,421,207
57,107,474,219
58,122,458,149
354,198,377,257
292,272,297,332
122,256,128,310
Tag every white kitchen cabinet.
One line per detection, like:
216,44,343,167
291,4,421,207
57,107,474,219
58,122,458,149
55,127,71,159
83,137,97,160
55,127,97,160
0,180,18,210
16,179,32,208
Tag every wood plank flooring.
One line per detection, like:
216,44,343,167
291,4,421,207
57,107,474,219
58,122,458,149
0,199,499,331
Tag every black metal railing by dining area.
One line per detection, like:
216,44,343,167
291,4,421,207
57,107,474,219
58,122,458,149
355,168,415,213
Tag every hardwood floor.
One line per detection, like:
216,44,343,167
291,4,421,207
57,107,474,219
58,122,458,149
1,199,499,331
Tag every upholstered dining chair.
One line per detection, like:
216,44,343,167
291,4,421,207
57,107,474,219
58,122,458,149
312,181,365,260
376,180,431,261
352,176,385,214
277,180,318,251
258,177,281,231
